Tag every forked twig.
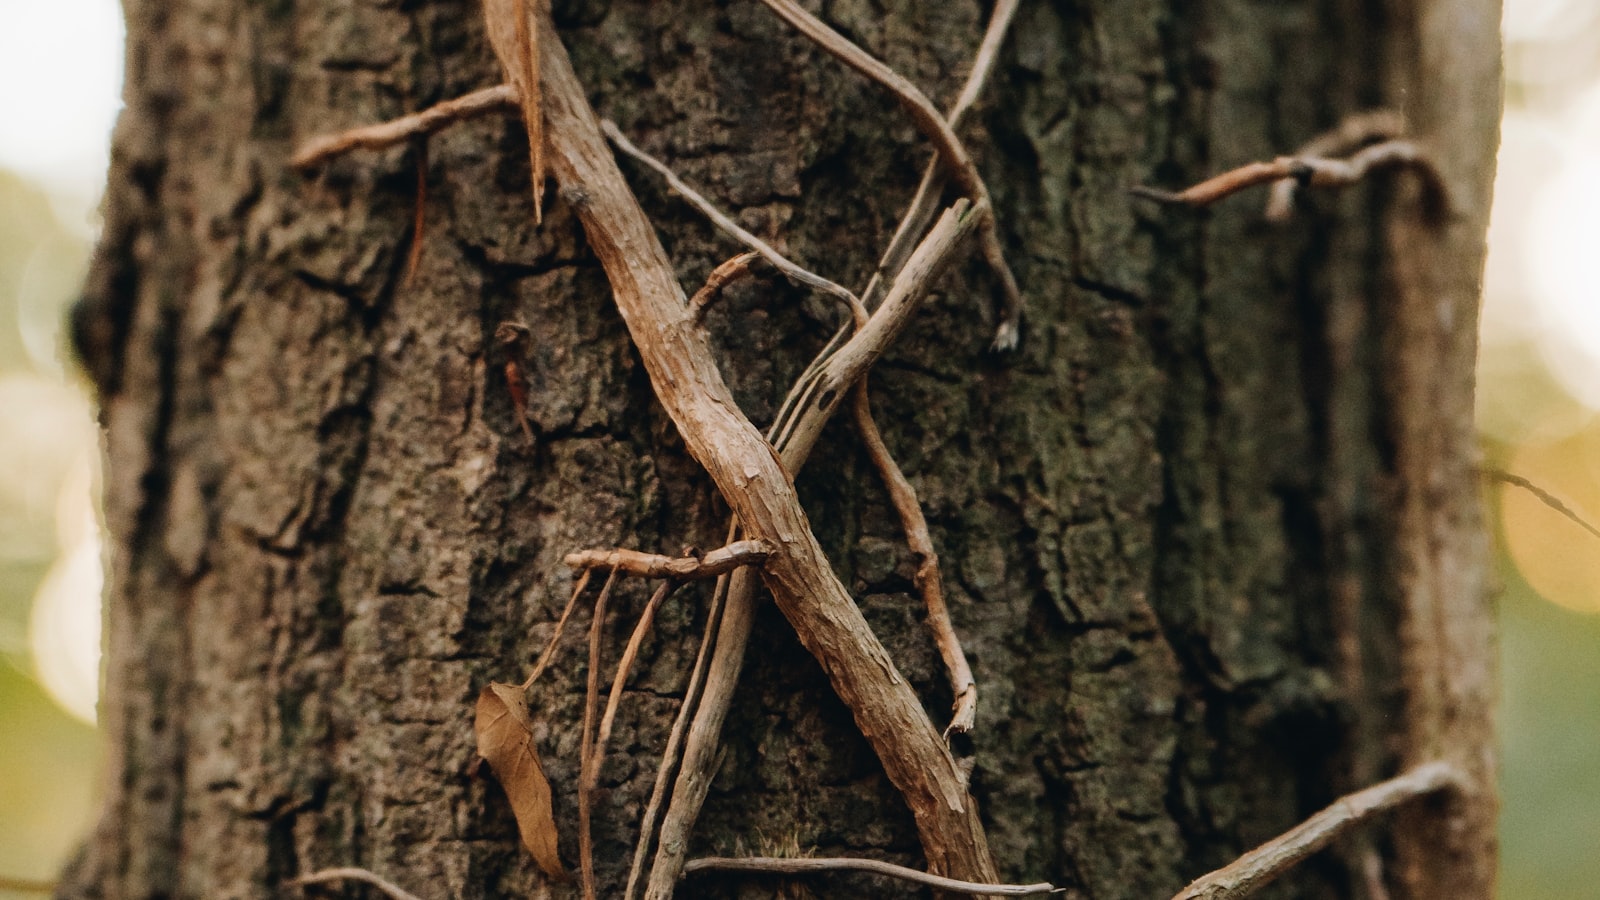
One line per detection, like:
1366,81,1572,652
683,855,1061,896
290,85,517,169
577,569,620,900
290,868,426,900
563,540,774,580
853,380,976,736
1170,761,1466,900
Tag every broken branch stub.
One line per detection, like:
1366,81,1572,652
481,0,546,222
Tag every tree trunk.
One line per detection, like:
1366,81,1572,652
67,0,1499,897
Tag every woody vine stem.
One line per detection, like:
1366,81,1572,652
290,1,1477,897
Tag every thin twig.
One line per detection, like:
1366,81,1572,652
589,581,679,828
564,540,773,580
947,0,1021,127
1133,140,1447,224
1485,467,1600,542
624,529,735,900
683,856,1061,896
0,877,55,894
601,119,868,329
1171,761,1466,900
754,0,1024,349
690,251,761,322
1266,110,1405,220
290,84,517,169
578,568,620,900
290,868,426,900
521,567,592,689
405,139,428,284
853,380,976,736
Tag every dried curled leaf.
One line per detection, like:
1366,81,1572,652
475,681,567,878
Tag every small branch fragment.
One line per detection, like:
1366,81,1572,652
853,381,976,736
405,139,429,284
683,856,1061,896
290,85,516,169
563,540,774,580
689,251,761,322
291,868,426,900
1133,139,1447,224
522,567,592,689
1485,467,1600,542
1170,761,1466,900
601,119,867,328
0,877,55,894
577,569,620,900
495,321,536,443
588,581,678,839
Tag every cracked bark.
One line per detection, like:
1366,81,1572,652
68,0,1497,897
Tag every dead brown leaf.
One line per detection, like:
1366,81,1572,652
475,681,567,878
481,0,545,222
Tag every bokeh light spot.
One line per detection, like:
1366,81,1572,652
1501,420,1600,615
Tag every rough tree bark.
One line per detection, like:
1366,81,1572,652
66,0,1498,898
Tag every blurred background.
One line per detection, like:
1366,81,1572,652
0,0,1593,896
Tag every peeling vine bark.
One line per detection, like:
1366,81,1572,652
69,0,1498,898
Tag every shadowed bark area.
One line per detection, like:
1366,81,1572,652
67,0,1496,898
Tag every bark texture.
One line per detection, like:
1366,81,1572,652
69,0,1498,898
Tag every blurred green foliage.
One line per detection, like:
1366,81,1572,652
0,170,100,893
1499,563,1600,900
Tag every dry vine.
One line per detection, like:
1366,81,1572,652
1133,110,1448,225
292,5,1482,898
291,867,426,900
